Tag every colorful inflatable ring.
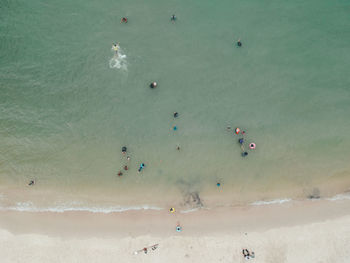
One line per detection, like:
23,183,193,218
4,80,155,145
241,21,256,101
249,143,256,149
235,128,240,134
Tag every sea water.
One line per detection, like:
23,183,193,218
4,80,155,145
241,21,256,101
1,0,350,211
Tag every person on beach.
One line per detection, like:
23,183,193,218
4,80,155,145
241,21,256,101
151,244,158,250
250,251,255,258
28,180,35,186
242,249,250,259
176,224,182,232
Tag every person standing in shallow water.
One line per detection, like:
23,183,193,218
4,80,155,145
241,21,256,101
28,179,35,186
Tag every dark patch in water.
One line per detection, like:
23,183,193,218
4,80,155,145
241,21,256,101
176,179,203,208
183,191,203,207
308,188,321,199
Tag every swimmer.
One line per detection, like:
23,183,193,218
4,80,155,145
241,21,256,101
170,207,175,213
239,138,244,144
173,112,179,118
117,171,123,176
176,145,180,150
242,151,248,157
176,225,182,232
112,43,120,54
237,38,242,47
173,126,177,131
150,81,157,88
138,163,145,172
28,180,35,186
122,146,127,154
121,17,128,23
217,182,221,187
127,156,130,161
226,126,231,131
124,165,128,170
171,14,176,22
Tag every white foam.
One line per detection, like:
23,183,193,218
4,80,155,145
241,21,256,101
109,46,127,70
180,208,200,213
0,202,163,214
326,193,350,201
250,198,292,206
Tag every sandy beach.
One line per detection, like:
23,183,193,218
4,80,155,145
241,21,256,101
1,198,350,263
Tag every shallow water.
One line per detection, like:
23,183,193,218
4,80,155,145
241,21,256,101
1,0,350,210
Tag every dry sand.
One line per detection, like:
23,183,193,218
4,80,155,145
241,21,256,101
1,199,350,263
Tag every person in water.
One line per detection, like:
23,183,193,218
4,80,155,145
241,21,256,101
237,38,242,47
121,17,128,23
173,112,179,118
28,180,35,186
150,81,157,88
171,14,176,22
112,43,120,55
138,163,145,172
122,146,127,154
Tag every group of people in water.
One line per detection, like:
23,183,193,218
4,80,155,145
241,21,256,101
114,14,242,58
226,126,256,157
117,109,180,177
117,146,146,176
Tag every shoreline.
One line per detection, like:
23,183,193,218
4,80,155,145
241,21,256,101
1,196,350,238
0,189,350,214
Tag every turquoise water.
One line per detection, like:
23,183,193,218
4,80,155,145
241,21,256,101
1,0,350,209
